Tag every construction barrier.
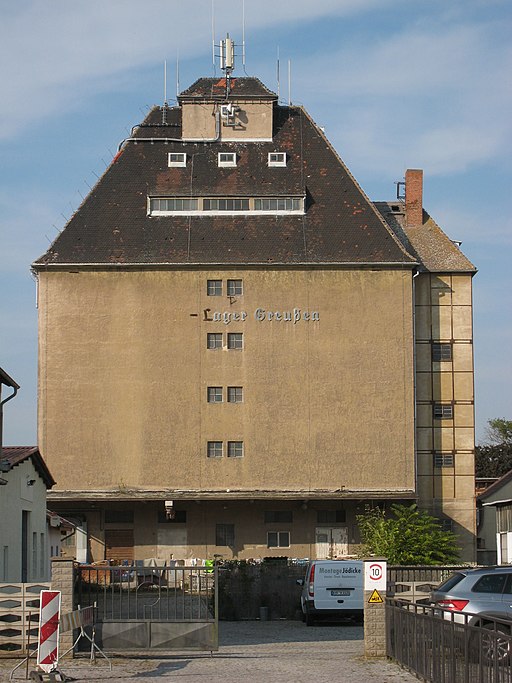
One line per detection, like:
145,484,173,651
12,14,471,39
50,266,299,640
10,599,111,681
36,591,61,674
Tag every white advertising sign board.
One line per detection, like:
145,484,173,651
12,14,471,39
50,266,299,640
364,560,387,591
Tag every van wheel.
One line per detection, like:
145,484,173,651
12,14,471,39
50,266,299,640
305,611,315,626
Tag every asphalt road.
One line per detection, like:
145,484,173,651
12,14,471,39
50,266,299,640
3,621,419,682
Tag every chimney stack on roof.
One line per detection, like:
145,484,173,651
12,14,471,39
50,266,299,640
405,169,423,227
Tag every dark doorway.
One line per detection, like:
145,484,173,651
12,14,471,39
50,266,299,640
21,510,29,582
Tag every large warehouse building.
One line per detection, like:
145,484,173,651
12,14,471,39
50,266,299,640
34,57,477,563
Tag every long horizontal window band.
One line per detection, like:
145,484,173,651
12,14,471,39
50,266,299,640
148,196,304,215
204,198,249,211
150,198,199,212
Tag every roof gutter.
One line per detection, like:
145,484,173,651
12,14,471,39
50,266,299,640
32,260,419,271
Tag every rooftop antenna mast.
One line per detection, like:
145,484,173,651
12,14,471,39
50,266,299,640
162,60,168,124
211,0,216,74
276,47,280,100
176,48,180,99
219,33,235,97
242,0,247,73
288,59,291,106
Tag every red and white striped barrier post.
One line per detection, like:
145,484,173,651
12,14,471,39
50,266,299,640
37,590,61,673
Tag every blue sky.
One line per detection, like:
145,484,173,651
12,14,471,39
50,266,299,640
1,0,510,446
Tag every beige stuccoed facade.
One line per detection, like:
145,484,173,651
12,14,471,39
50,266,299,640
181,100,274,141
38,267,415,494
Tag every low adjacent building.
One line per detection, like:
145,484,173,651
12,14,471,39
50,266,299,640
0,447,55,581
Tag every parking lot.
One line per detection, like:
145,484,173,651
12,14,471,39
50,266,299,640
3,621,419,682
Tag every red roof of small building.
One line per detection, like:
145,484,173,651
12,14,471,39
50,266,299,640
1,446,56,488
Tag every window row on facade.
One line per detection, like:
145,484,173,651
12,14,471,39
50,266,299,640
107,509,347,526
216,524,290,548
148,196,304,215
207,386,243,403
207,279,243,296
167,151,287,168
207,441,243,458
207,332,243,350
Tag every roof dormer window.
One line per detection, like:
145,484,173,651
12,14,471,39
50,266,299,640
168,153,187,167
268,152,287,167
218,152,237,167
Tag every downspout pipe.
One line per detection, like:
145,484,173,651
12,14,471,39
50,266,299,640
0,369,20,462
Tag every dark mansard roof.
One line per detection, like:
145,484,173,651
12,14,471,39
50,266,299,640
33,77,460,270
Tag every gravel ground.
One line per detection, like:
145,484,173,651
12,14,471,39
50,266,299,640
3,621,418,682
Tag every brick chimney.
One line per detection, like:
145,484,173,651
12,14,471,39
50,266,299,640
405,169,423,227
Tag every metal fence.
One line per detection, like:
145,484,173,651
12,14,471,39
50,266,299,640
387,599,512,683
76,564,217,651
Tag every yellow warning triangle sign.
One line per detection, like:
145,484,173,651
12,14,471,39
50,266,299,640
368,589,384,604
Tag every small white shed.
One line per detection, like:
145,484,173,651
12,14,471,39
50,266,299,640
0,447,56,581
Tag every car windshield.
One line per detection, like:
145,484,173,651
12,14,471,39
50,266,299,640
435,572,466,592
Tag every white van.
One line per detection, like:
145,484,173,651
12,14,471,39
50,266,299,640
297,560,363,625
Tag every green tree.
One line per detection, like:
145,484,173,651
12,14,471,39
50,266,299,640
356,503,460,565
475,417,512,478
486,418,512,446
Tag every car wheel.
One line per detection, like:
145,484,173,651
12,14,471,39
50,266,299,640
480,624,511,664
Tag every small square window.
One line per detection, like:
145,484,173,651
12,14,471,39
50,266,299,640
432,343,452,362
218,152,237,167
317,510,346,524
207,280,222,296
157,509,187,523
207,387,223,403
264,511,293,523
105,510,134,523
227,279,243,296
227,441,243,458
267,531,290,548
434,453,455,468
227,333,243,350
168,152,187,167
216,523,235,546
207,333,223,349
433,404,453,420
227,386,243,403
207,441,223,458
268,152,287,167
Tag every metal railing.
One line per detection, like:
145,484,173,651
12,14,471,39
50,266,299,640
387,599,512,683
